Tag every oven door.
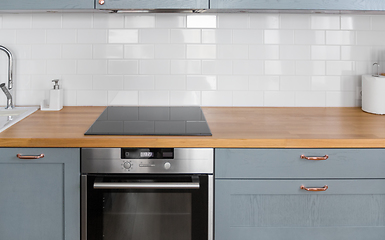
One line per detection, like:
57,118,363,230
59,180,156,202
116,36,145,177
82,174,212,240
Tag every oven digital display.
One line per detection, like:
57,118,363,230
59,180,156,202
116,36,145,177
122,148,174,159
140,152,153,158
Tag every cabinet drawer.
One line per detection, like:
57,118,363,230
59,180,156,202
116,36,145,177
215,179,385,240
215,148,385,179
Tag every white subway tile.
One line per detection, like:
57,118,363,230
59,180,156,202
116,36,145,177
218,14,248,29
311,76,341,91
62,44,92,59
79,29,107,43
32,14,61,29
295,91,326,107
311,15,340,29
170,91,201,105
0,30,17,44
280,45,310,60
124,45,154,59
17,30,45,44
78,60,108,74
187,15,216,28
232,29,263,44
17,60,46,75
326,91,357,107
187,45,216,59
155,75,186,90
93,75,124,90
171,60,201,74
265,61,295,75
326,61,355,75
187,76,217,90
108,91,139,105
108,60,138,74
47,29,77,44
16,90,45,106
202,29,232,44
93,14,124,29
47,60,77,74
296,61,326,75
109,29,138,43
371,16,385,31
93,44,124,59
9,45,31,59
294,30,325,44
171,29,201,43
249,45,279,60
156,14,185,28
311,46,340,60
264,30,294,44
125,15,155,28
250,14,279,29
155,44,185,59
31,45,61,59
249,76,280,91
281,14,310,29
202,91,232,106
340,76,360,91
30,75,60,90
63,90,77,106
2,14,32,29
233,91,264,106
280,76,311,91
326,31,355,45
61,75,93,90
202,60,232,75
341,46,374,61
0,15,2,28
140,60,170,74
341,15,371,30
264,91,295,107
233,60,264,75
14,75,31,90
77,90,108,106
140,29,169,43
63,13,93,28
356,31,385,45
217,45,248,59
124,75,154,90
139,91,169,106
218,76,248,90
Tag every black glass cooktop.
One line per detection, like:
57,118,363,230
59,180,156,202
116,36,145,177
85,106,212,136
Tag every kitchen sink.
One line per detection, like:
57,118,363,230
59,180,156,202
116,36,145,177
0,106,39,132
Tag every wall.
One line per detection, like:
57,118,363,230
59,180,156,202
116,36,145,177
0,12,383,107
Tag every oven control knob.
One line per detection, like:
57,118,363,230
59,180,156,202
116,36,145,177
123,161,132,169
164,162,171,170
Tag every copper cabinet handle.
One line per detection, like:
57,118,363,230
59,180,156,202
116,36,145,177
99,0,105,5
16,153,45,159
300,154,328,160
300,185,328,191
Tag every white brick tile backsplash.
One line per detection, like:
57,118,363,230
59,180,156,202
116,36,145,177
0,12,382,108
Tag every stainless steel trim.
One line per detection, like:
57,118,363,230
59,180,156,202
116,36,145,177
208,175,213,240
81,175,87,240
93,178,200,190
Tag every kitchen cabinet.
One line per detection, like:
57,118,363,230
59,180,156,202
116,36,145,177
0,148,80,240
210,0,385,11
0,0,93,10
95,0,208,10
215,149,385,240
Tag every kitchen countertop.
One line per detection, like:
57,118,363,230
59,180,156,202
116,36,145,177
0,106,384,148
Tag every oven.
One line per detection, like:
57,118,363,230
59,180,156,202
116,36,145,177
81,148,213,240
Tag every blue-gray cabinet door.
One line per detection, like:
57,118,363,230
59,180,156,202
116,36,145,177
96,0,208,9
0,0,93,10
215,179,385,240
210,0,385,10
0,148,80,240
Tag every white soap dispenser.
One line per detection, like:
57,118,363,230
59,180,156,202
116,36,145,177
41,79,63,111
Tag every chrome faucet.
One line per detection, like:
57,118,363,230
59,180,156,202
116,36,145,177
0,45,14,109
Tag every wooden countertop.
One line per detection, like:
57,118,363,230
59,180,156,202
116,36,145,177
0,106,384,148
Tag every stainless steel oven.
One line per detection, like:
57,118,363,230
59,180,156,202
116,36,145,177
81,148,213,240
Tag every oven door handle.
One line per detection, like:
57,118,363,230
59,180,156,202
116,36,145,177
93,177,200,190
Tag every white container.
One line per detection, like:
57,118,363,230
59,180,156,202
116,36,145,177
41,79,63,111
362,75,385,114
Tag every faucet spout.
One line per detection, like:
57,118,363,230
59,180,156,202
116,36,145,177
0,45,13,90
0,83,13,109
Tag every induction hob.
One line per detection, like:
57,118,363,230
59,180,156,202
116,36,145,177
85,106,212,136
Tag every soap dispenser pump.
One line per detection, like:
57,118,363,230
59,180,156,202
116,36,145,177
40,79,63,111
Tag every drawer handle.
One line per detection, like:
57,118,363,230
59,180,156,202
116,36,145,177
300,185,328,191
16,153,45,159
300,154,328,160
